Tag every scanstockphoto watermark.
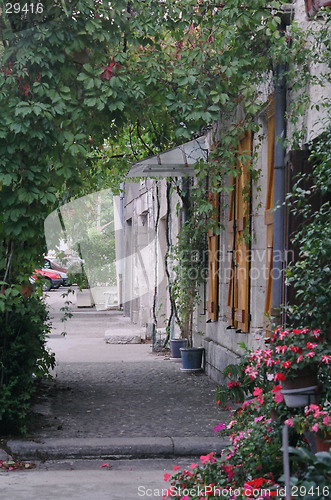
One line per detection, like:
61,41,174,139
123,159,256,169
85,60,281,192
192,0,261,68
137,485,277,497
138,484,331,498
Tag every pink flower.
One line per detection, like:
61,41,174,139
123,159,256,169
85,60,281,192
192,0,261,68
312,423,319,432
214,422,226,433
271,384,284,403
190,463,198,469
265,357,275,367
245,365,252,373
200,452,216,464
311,329,321,338
322,355,331,364
253,387,263,397
284,418,294,427
173,465,181,472
180,496,190,500
323,416,329,426
164,473,171,481
297,355,303,363
306,404,320,414
306,351,315,358
254,416,264,422
264,349,273,357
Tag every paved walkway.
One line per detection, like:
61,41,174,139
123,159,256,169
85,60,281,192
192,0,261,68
2,289,229,461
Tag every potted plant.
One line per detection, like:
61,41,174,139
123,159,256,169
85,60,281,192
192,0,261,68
68,262,94,308
264,327,331,407
169,216,207,371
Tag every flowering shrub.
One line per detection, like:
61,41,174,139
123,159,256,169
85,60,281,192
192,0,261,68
245,328,330,382
163,452,282,500
165,325,330,499
286,403,331,439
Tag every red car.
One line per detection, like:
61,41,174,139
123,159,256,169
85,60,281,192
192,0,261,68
29,269,62,291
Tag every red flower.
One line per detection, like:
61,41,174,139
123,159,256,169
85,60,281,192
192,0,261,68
271,384,284,403
282,361,292,368
227,380,241,388
275,345,287,354
274,373,286,381
322,355,331,364
306,342,318,349
253,387,263,397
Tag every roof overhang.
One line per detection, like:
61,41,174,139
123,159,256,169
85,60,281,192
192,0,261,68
127,136,208,178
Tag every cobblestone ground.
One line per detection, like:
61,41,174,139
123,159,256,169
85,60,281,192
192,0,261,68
29,290,228,440
32,359,224,439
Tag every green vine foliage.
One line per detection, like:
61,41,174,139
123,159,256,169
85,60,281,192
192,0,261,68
285,127,331,332
169,204,208,345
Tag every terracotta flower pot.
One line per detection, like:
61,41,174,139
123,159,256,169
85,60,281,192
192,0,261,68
314,433,331,452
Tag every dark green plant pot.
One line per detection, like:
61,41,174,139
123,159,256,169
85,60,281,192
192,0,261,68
180,347,205,372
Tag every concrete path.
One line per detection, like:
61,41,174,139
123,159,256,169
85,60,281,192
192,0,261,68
0,288,230,498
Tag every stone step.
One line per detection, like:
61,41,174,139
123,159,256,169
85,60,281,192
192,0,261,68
104,330,142,344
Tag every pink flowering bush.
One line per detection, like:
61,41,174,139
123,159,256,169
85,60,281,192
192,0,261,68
163,451,281,500
165,326,330,498
286,403,331,439
244,328,331,384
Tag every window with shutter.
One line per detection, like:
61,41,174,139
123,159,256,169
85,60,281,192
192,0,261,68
226,132,251,333
207,192,219,321
264,97,275,336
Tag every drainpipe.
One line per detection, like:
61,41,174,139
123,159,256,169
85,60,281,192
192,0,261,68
119,182,125,309
272,63,286,324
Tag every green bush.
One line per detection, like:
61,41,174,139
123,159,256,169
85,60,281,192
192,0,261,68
0,288,55,434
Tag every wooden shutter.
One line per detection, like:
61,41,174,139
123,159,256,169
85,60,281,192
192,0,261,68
264,97,275,335
226,133,251,333
207,192,219,321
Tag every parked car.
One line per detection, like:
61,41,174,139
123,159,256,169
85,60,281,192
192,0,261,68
29,269,62,291
43,257,70,286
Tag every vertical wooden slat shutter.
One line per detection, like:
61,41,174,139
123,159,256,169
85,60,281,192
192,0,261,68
264,97,275,335
226,133,251,333
207,192,219,321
